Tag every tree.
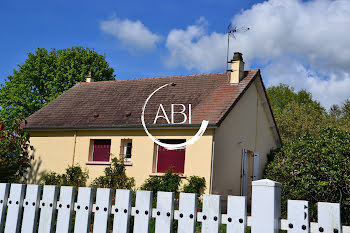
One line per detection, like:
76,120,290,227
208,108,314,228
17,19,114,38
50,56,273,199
265,128,350,225
0,120,31,183
267,84,323,112
267,84,329,144
0,47,115,125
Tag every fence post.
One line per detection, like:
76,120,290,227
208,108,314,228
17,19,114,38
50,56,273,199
251,179,281,233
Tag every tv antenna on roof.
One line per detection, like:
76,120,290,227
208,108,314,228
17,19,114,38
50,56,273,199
226,24,250,71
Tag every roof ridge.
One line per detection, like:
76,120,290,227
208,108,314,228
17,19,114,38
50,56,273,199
78,71,239,84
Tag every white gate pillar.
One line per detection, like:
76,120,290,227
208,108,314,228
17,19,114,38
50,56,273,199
251,179,281,233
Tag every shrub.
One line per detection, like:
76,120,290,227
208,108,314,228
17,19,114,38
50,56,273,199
40,172,61,185
61,165,89,187
182,176,206,195
0,120,31,183
265,127,350,225
91,157,135,190
40,164,89,187
140,169,181,195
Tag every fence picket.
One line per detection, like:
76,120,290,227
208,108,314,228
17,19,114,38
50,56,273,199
74,187,94,233
21,184,41,233
318,202,341,233
222,196,247,233
4,184,25,233
0,183,9,233
153,191,174,233
111,189,132,233
56,186,76,233
286,200,309,233
38,185,58,233
92,188,112,233
131,190,153,233
174,193,197,233
197,194,221,233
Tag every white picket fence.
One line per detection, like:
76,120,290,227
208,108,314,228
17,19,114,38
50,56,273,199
0,179,349,233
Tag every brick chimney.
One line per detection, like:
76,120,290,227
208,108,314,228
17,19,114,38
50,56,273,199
86,71,94,82
228,52,245,84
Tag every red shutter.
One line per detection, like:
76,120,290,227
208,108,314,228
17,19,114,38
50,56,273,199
157,139,185,173
93,140,111,162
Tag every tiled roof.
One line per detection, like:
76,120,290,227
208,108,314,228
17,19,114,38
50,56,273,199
23,70,259,129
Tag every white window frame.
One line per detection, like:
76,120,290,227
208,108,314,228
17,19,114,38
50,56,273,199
121,139,132,162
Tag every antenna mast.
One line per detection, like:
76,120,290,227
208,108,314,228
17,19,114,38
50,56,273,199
226,24,250,71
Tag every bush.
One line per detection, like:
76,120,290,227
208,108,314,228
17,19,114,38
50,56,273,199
140,169,182,195
183,176,206,195
60,165,89,187
91,157,135,190
0,120,31,183
265,128,350,225
40,172,61,185
40,164,89,187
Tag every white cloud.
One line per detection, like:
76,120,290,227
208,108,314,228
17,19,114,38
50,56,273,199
263,59,350,109
164,0,350,108
101,17,161,52
165,18,227,72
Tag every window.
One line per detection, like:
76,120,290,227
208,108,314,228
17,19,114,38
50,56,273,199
91,139,111,162
121,139,132,162
155,139,186,173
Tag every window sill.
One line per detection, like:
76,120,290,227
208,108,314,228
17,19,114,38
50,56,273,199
123,161,133,166
85,161,111,165
149,173,187,178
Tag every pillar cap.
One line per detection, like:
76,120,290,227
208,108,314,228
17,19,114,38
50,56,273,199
252,179,281,187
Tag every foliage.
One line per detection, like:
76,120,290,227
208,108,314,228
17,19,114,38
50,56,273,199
267,84,330,144
329,100,350,131
0,47,115,125
40,171,62,185
40,164,89,187
0,120,31,183
182,176,206,195
265,128,350,225
91,157,135,190
140,169,182,195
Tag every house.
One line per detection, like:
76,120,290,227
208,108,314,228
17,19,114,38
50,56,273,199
23,53,281,199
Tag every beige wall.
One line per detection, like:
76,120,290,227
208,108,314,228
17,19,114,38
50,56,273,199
28,129,214,193
211,79,278,197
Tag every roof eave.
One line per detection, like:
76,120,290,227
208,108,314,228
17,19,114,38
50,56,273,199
23,123,218,132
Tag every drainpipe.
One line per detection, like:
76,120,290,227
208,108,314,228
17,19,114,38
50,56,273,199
72,131,77,166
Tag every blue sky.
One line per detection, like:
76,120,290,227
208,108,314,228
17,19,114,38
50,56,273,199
0,0,260,79
1,0,350,108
